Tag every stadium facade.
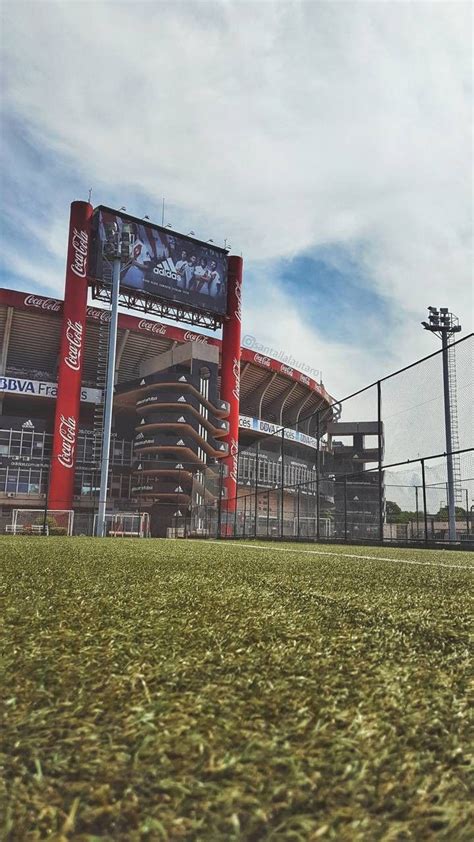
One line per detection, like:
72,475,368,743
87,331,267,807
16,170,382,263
0,286,383,537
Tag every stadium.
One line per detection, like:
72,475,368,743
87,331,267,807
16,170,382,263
0,283,382,537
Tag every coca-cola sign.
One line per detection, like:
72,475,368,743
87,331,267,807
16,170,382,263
70,228,89,278
64,319,83,371
229,437,239,484
138,319,168,336
232,356,240,402
57,414,76,468
24,294,61,312
234,277,242,323
184,331,208,344
254,354,271,368
87,306,110,323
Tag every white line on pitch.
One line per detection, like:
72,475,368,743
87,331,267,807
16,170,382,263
208,542,474,571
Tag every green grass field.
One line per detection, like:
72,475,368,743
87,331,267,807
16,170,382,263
1,538,473,841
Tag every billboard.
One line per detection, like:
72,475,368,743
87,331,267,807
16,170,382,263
90,207,228,316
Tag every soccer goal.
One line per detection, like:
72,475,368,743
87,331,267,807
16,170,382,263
93,511,150,538
294,516,333,538
7,509,74,536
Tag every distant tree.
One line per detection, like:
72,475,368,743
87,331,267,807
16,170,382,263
386,501,420,524
386,501,401,520
435,505,466,519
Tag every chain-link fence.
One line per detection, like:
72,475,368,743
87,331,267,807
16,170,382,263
214,333,473,546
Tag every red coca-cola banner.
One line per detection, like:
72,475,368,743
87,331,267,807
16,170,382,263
48,201,93,509
220,255,243,515
0,289,331,402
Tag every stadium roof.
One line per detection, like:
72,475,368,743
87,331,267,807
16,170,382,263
0,287,334,431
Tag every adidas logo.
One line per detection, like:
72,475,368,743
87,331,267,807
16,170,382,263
22,419,34,428
174,485,183,493
153,257,179,282
140,378,146,386
178,375,187,382
175,463,184,469
136,432,144,440
176,439,185,446
177,416,186,423
178,395,186,403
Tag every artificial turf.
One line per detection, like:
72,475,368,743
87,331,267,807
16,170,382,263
1,537,473,841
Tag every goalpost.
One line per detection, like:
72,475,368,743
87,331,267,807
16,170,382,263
92,511,150,538
294,516,333,538
7,509,75,536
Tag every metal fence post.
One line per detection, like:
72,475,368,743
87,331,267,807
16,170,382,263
216,462,223,539
316,411,320,541
421,459,428,545
254,442,259,538
267,489,270,537
243,494,247,538
415,485,419,540
280,428,285,539
466,489,470,537
377,380,384,542
42,455,51,536
233,492,238,538
344,476,348,541
297,484,300,540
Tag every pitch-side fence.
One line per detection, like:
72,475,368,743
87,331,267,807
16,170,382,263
209,333,474,546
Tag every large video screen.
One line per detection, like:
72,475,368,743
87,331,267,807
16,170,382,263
90,207,228,316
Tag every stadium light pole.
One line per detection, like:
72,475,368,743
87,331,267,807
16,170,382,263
96,223,134,537
421,306,462,543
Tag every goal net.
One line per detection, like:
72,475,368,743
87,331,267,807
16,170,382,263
8,509,74,536
294,517,333,538
93,511,150,538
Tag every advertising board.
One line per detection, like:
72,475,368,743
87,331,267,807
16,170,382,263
89,207,228,317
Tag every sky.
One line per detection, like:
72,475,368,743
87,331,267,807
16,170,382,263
0,0,472,402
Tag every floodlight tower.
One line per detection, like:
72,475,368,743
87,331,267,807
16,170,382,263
96,222,135,537
421,307,462,542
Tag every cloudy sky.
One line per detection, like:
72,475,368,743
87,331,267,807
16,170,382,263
1,0,472,400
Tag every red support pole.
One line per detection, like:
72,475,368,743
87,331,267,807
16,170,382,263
220,256,243,524
49,200,93,510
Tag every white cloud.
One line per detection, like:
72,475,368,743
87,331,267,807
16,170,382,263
1,0,472,396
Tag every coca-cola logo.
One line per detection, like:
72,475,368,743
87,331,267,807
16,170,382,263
87,306,110,323
57,414,76,468
138,320,167,335
70,228,88,278
234,278,242,323
229,437,239,484
280,365,294,377
184,331,208,344
24,294,61,312
232,357,240,402
64,319,83,371
254,354,271,367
